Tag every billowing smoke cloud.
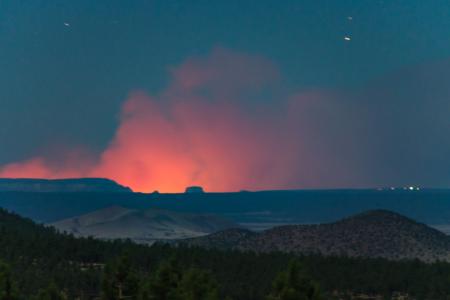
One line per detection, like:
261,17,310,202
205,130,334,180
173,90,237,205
2,48,449,192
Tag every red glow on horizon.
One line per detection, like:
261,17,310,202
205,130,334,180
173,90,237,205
0,48,359,193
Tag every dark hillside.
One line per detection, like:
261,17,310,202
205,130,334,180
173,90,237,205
2,208,450,299
184,210,450,261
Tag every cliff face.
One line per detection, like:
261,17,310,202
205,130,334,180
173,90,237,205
0,178,132,193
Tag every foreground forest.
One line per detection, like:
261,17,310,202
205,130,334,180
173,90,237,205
1,208,450,299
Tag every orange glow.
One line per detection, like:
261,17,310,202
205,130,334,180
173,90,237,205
0,48,349,193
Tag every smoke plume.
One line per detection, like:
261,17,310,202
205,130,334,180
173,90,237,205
3,48,448,191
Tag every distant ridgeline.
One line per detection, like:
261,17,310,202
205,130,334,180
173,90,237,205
2,181,450,233
0,178,132,193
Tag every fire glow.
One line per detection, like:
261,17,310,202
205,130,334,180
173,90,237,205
0,48,359,192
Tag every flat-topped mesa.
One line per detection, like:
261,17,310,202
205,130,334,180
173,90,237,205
0,178,132,193
185,186,205,194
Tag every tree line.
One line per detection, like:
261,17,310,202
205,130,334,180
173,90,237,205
1,255,322,300
0,207,450,299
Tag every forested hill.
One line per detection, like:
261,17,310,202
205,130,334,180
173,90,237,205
2,207,450,299
182,210,450,262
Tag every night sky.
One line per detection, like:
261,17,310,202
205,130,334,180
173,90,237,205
1,0,450,192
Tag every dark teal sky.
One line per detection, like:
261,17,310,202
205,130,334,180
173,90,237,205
1,0,450,188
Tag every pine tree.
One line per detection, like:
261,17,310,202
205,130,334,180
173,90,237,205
175,268,220,300
0,261,18,300
139,258,181,300
35,282,65,300
139,260,221,300
266,259,323,300
101,254,140,300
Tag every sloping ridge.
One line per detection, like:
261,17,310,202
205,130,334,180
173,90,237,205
183,210,450,262
50,205,237,244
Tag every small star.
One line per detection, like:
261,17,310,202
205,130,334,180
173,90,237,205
344,36,351,41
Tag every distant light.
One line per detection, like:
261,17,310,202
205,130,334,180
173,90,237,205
64,22,70,27
344,36,351,41
347,16,353,21
390,187,395,190
416,187,420,191
409,186,414,191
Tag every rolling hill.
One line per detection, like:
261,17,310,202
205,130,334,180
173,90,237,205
182,210,450,262
50,205,238,243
